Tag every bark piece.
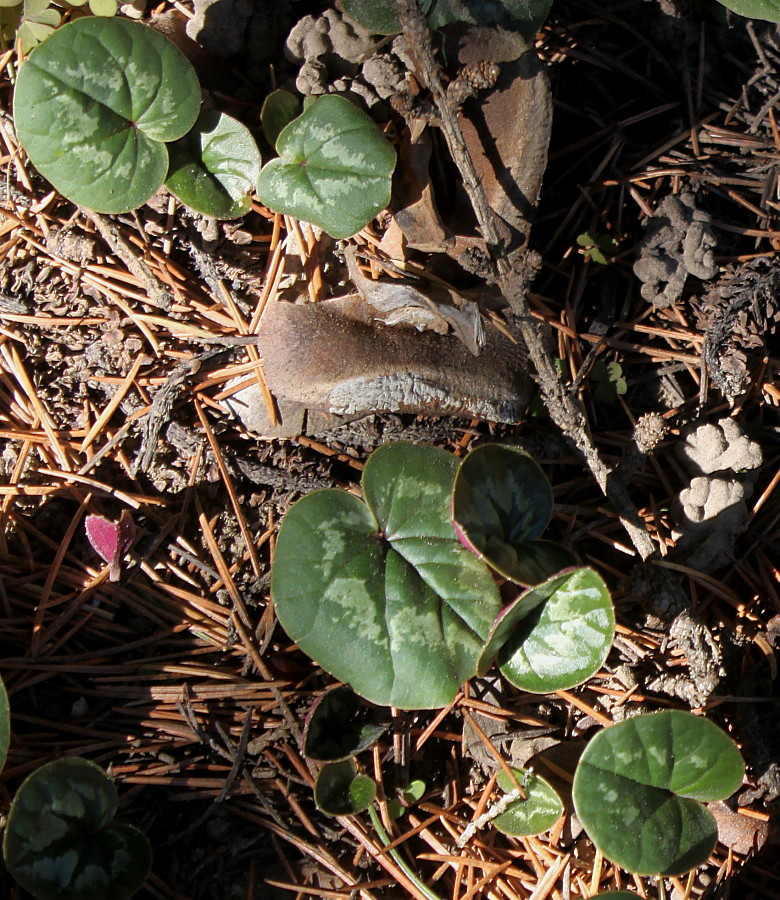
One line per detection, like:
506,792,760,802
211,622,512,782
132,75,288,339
256,294,531,423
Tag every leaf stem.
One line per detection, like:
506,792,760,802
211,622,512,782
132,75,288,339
367,804,445,900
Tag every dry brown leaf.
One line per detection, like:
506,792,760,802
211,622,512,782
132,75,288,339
345,246,485,355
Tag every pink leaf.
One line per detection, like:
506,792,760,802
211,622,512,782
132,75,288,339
85,510,136,582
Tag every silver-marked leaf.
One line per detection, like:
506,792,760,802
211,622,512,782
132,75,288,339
13,17,200,213
3,757,152,900
453,444,575,585
573,711,745,876
272,443,501,709
498,567,614,692
715,0,780,20
165,111,261,220
492,767,563,836
256,94,396,239
314,759,376,816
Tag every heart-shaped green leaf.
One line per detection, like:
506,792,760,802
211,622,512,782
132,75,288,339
498,567,615,693
303,685,389,762
3,757,152,900
165,110,261,220
13,17,200,213
452,444,576,585
572,711,745,876
314,760,376,816
261,89,302,148
492,767,563,836
256,94,396,239
715,0,780,20
426,0,552,33
272,443,501,709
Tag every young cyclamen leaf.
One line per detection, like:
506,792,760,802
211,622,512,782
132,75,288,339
256,94,396,239
492,766,563,837
572,710,745,876
3,758,152,900
452,443,577,585
314,759,376,816
85,510,135,582
165,110,261,220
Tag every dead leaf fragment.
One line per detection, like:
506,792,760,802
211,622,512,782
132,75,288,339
709,801,770,856
345,247,484,355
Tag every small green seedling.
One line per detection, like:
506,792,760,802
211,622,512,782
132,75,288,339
576,231,618,265
492,766,563,837
572,710,745,876
256,94,397,239
314,758,377,816
714,0,780,20
1,0,60,52
3,756,153,900
165,109,261,220
303,685,389,762
68,0,118,16
452,443,577,586
13,16,201,213
590,360,627,403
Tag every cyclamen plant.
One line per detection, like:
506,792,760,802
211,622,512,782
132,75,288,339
0,673,151,899
271,441,745,877
11,16,396,235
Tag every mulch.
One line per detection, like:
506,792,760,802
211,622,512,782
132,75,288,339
0,1,778,899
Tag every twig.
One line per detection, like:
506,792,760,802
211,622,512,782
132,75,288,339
82,209,173,310
395,0,656,561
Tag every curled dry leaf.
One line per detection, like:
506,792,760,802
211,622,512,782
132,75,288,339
345,247,484,355
392,26,552,257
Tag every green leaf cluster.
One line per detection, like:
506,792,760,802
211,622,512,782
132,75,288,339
272,442,610,709
274,443,746,876
13,17,395,235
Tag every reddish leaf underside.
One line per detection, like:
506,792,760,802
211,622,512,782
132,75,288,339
85,510,136,582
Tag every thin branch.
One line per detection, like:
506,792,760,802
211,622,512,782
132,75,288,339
83,209,173,310
395,0,656,560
